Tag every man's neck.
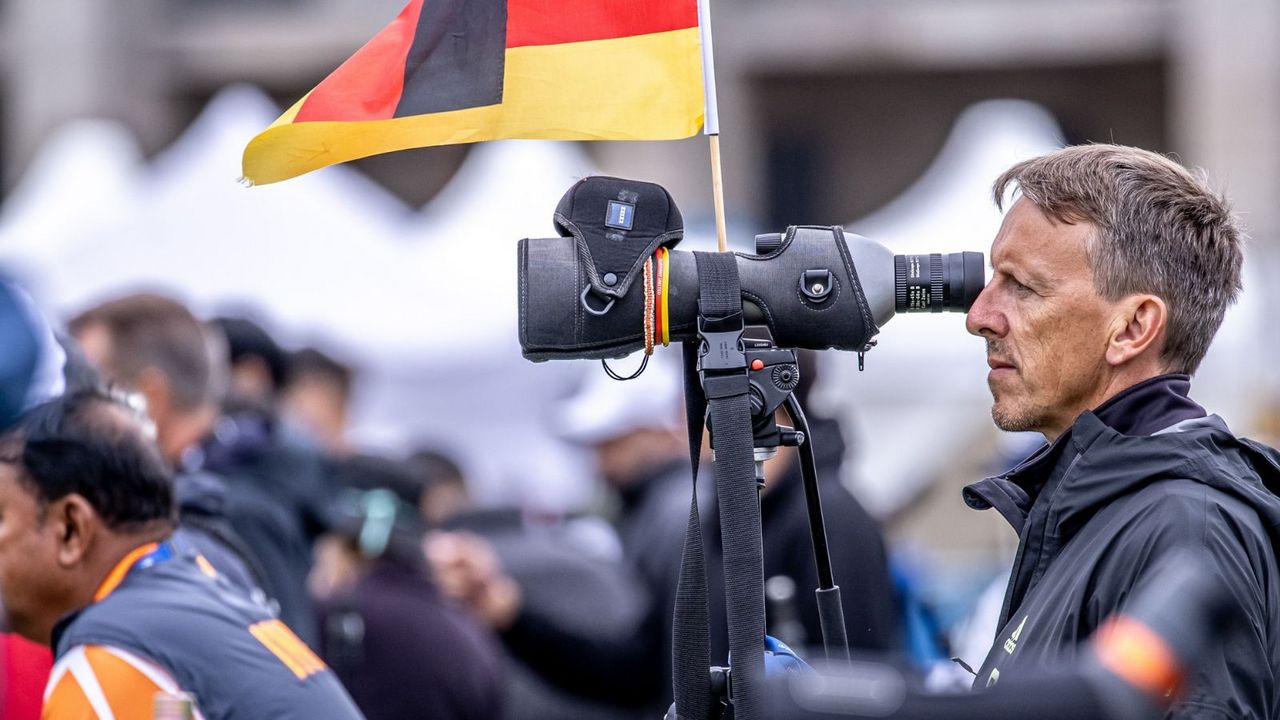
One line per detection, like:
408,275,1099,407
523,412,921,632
84,523,174,600
1043,362,1167,441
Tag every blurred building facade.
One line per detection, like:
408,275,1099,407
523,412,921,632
2,0,1276,246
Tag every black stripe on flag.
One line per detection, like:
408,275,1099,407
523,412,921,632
395,0,507,117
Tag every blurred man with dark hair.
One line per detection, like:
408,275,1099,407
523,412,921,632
202,315,332,647
282,346,356,456
313,454,504,720
68,294,269,601
407,448,473,527
210,316,290,415
0,389,364,718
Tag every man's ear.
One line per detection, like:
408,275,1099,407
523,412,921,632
1106,295,1167,367
49,494,99,568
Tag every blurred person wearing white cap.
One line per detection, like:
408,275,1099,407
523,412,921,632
431,352,905,711
430,356,690,716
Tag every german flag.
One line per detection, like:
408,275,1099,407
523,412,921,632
242,0,705,185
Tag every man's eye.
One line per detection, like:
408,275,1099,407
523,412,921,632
1009,278,1034,295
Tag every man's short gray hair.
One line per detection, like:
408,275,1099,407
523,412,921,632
994,144,1243,375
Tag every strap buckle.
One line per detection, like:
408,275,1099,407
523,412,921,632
696,313,746,372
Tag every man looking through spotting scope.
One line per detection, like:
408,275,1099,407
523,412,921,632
961,144,1280,717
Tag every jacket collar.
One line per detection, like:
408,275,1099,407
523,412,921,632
963,374,1207,532
1090,374,1204,436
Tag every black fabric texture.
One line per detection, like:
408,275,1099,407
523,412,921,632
673,340,712,720
1090,373,1205,436
554,176,684,301
172,470,275,600
202,411,332,648
733,226,876,353
518,225,879,361
694,251,766,720
444,505,653,718
394,0,506,116
317,560,504,720
963,376,1280,719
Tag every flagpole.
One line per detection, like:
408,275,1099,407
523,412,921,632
698,0,728,252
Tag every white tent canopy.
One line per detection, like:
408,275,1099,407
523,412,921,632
0,91,1266,515
0,85,604,510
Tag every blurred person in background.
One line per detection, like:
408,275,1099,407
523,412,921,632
418,444,653,720
68,295,271,603
312,454,503,720
281,346,356,457
962,144,1280,717
431,353,902,714
203,316,333,647
0,277,57,720
429,360,688,716
0,388,363,719
705,350,901,660
407,448,476,527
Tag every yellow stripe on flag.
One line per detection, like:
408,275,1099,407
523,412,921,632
243,27,703,185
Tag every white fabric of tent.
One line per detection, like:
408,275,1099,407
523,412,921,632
0,90,1266,516
0,85,603,510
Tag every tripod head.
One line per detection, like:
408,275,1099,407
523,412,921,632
706,338,806,485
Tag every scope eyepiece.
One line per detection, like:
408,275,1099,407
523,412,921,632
893,252,985,313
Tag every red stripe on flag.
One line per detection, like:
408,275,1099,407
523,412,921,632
507,0,698,48
295,0,425,123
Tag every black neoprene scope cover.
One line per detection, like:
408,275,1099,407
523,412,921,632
553,176,684,300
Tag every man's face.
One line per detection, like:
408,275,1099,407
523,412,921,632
0,462,72,642
965,198,1119,438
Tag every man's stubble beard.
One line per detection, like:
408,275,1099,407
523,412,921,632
986,337,1049,434
990,396,1048,434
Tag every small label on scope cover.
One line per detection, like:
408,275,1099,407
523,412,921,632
605,201,636,231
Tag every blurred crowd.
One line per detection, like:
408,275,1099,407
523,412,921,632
6,286,1272,718
0,288,950,719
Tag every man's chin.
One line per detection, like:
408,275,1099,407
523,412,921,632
991,403,1039,434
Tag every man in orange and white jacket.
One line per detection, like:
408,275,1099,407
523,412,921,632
0,388,364,719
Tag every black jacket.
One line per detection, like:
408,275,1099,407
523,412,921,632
318,560,504,720
172,470,272,599
203,411,332,648
964,375,1280,718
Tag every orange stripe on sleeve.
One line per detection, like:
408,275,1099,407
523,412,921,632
84,646,167,720
249,621,327,680
41,670,98,720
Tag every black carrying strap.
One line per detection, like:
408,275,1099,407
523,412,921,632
673,340,711,720
671,252,767,720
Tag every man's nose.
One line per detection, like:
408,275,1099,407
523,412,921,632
965,284,1002,338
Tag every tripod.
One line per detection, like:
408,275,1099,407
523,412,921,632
700,338,852,717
